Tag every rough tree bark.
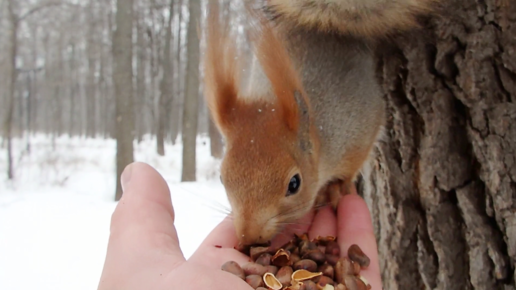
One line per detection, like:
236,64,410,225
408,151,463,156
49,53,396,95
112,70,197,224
181,0,201,182
359,0,516,289
113,0,135,201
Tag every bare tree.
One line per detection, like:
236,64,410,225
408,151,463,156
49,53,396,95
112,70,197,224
134,5,146,143
113,0,135,200
85,1,97,138
156,0,175,156
4,0,18,179
181,0,200,181
170,0,184,145
4,0,63,179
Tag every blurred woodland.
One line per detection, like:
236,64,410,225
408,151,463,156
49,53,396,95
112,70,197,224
1,0,515,288
0,0,247,199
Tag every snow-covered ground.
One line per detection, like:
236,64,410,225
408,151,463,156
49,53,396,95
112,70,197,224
0,134,230,290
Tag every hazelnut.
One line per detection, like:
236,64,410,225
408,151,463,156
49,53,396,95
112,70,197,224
315,276,335,288
245,274,264,289
303,280,318,290
318,264,335,280
320,285,335,290
347,244,370,268
325,241,340,256
276,266,294,286
302,249,326,265
265,265,278,275
343,275,368,290
256,253,272,266
250,246,271,261
221,261,245,280
294,259,318,272
325,254,339,266
335,258,354,284
300,241,318,256
290,253,302,264
352,261,361,276
242,262,268,276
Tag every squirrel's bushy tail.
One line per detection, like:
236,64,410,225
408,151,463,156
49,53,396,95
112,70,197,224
266,0,439,37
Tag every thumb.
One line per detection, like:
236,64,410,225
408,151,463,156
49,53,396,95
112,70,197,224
98,162,185,290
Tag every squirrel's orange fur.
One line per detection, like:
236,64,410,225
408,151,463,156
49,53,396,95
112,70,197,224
205,1,320,244
204,0,437,246
249,14,304,132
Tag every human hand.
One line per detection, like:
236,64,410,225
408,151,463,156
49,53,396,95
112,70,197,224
97,162,382,290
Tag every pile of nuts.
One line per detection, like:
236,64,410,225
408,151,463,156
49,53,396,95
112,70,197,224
221,234,372,290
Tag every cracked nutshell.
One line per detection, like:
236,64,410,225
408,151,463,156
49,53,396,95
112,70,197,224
221,234,372,290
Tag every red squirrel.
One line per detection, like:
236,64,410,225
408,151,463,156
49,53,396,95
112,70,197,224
203,0,439,246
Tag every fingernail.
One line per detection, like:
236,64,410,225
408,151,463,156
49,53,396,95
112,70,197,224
121,163,134,192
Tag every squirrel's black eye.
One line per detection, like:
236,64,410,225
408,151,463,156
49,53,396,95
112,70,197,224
286,174,301,196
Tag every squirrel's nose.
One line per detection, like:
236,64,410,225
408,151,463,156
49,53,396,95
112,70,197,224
237,226,268,246
235,220,273,246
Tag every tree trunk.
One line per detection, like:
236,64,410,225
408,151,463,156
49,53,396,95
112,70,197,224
69,43,77,137
25,72,32,153
208,115,223,159
181,0,200,182
55,34,65,137
361,1,516,289
157,0,175,156
170,0,183,144
135,13,146,143
113,0,135,201
86,1,97,138
148,18,158,138
5,0,18,180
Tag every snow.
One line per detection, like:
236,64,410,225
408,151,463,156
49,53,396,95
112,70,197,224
0,134,230,290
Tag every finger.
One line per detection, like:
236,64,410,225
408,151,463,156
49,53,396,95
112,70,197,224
337,186,382,290
197,216,240,249
308,205,337,239
189,216,250,268
99,162,185,286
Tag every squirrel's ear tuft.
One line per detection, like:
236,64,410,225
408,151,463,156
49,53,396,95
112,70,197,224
245,4,306,132
203,0,240,132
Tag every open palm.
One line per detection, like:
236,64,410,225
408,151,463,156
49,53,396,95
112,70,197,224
97,162,382,290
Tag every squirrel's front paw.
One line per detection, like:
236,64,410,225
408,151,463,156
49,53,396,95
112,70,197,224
315,179,349,211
